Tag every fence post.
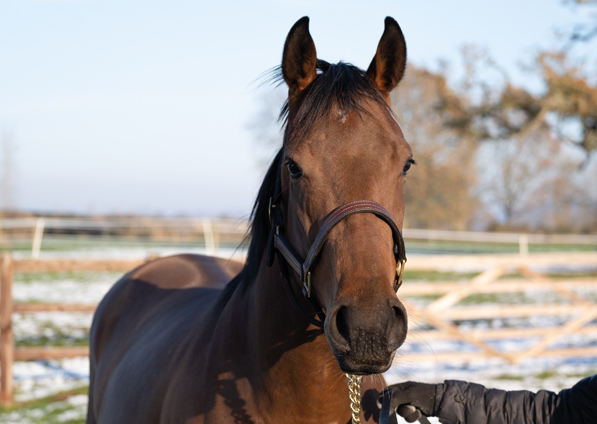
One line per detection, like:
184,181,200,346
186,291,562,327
31,218,45,260
0,253,13,404
519,234,529,256
202,219,216,256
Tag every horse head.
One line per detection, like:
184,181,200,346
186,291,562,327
273,16,413,375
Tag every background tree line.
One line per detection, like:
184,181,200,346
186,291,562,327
250,1,597,234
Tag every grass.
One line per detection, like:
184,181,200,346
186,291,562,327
16,334,89,348
10,268,591,350
0,386,88,424
405,240,597,255
14,271,122,285
14,314,91,347
0,237,242,253
494,373,526,381
4,258,595,420
0,235,594,255
403,270,597,283
403,269,597,307
403,270,480,281
12,271,108,349
493,369,597,382
534,370,559,380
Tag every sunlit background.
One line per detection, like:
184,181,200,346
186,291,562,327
0,1,596,423
1,0,595,220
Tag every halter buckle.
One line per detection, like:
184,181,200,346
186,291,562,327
303,271,312,298
395,258,406,291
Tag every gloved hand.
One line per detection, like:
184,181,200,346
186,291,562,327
382,381,439,423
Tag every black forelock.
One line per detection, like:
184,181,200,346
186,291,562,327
279,60,390,141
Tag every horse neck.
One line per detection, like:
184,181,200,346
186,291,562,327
228,257,350,413
251,259,337,372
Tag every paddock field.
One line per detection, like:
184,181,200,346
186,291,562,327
0,243,596,424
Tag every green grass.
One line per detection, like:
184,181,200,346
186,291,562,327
494,373,526,381
534,370,559,380
14,315,91,347
493,369,597,382
403,270,480,281
16,334,89,348
403,270,597,283
4,262,595,421
406,240,597,254
0,386,88,424
0,237,243,253
0,235,593,254
557,369,597,380
14,271,122,285
407,290,574,307
544,271,597,279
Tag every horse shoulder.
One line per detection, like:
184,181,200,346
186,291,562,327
90,254,242,364
129,254,244,290
88,254,243,423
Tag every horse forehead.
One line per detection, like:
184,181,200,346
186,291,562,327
297,108,408,159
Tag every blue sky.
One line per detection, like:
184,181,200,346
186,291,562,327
0,0,595,217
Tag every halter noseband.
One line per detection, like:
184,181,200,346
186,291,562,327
266,157,407,328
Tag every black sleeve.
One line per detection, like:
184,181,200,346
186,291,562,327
433,375,597,424
551,374,597,424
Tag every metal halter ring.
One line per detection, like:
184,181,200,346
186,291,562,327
395,258,406,291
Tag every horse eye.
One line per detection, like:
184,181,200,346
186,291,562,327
403,159,415,176
286,160,303,179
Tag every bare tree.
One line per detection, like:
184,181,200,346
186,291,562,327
477,128,593,231
565,0,597,45
391,66,479,230
1,128,16,213
437,47,597,158
247,86,287,166
434,45,597,232
248,60,597,233
478,133,551,227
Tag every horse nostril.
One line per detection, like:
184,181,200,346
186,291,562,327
393,305,406,322
335,306,350,344
389,302,408,349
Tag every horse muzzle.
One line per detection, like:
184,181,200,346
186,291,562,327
325,295,408,374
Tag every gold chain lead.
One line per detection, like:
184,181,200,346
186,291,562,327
345,373,362,424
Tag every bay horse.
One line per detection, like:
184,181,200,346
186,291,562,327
87,16,414,424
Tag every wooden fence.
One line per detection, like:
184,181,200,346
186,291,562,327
1,216,596,258
0,252,596,404
0,254,146,404
400,265,597,364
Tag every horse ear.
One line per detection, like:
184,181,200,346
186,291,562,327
367,17,407,95
282,16,318,95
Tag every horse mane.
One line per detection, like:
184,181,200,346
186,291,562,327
221,148,282,296
225,60,391,295
278,60,391,141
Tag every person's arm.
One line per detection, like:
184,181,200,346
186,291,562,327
434,380,555,424
551,374,597,423
383,374,596,424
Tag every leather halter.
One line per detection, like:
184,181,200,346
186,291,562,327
266,157,407,328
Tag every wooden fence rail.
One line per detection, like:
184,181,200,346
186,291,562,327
0,255,146,404
0,252,596,404
400,255,597,365
2,216,596,259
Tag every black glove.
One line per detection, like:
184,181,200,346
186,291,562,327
383,381,439,423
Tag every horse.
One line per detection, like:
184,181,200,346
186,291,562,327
86,16,414,424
